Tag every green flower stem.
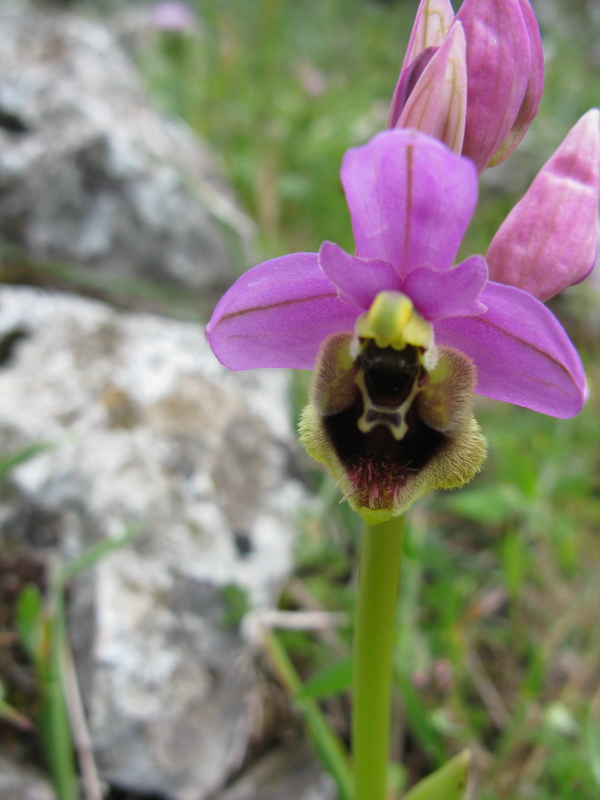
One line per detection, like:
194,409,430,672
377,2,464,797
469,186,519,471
353,515,405,800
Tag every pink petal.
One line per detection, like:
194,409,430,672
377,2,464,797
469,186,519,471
486,110,600,301
401,0,455,74
395,23,467,154
488,0,544,166
318,242,400,309
456,0,532,173
389,47,437,129
151,1,195,31
435,281,587,418
206,253,361,370
389,0,455,128
341,129,478,276
404,255,488,321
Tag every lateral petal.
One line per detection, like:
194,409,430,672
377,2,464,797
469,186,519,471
341,129,478,275
318,241,400,310
404,255,488,321
487,110,600,301
434,281,587,418
206,253,361,370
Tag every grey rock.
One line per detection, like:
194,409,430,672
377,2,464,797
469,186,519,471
0,754,55,800
0,5,254,309
0,285,308,800
215,742,336,800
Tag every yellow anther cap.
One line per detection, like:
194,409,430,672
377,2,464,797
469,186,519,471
355,291,432,350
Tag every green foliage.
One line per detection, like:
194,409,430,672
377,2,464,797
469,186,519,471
16,584,78,800
0,443,53,481
402,750,470,800
264,630,353,800
219,583,251,628
13,524,143,800
138,0,414,261
57,521,144,584
15,583,45,661
0,677,34,732
297,656,352,702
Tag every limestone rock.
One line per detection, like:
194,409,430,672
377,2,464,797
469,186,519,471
0,285,307,800
0,754,55,800
215,742,336,800
0,5,254,309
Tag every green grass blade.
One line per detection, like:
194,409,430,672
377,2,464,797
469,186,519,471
0,443,53,481
402,750,470,800
264,630,352,800
297,656,352,701
58,521,144,584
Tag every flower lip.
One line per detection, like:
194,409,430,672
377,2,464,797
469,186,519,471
299,332,487,520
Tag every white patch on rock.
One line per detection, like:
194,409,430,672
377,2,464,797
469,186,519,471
0,6,255,306
0,285,310,799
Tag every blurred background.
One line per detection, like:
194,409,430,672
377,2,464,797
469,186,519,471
0,1,599,799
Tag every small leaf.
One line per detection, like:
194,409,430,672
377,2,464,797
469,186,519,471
403,750,470,800
263,632,352,800
0,680,35,732
297,656,353,701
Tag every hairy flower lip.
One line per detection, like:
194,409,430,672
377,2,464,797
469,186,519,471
207,129,588,419
299,334,487,519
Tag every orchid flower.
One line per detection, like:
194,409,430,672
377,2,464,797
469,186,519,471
389,0,544,173
207,123,597,520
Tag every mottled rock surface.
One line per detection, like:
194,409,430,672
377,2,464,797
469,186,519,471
215,742,336,800
0,5,254,308
0,285,307,800
0,754,55,800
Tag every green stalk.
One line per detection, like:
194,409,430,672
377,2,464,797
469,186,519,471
352,515,405,800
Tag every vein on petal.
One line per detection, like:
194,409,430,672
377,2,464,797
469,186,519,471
219,290,340,322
